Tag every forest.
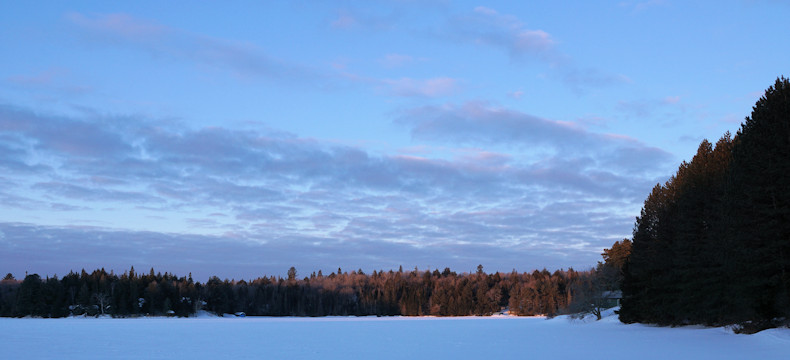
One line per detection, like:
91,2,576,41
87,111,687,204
620,77,790,332
0,259,626,318
0,201,634,319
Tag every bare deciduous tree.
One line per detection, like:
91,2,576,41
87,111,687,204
93,293,110,316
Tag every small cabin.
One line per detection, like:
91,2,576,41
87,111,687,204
602,290,622,308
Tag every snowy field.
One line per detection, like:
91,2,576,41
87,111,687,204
3,310,789,359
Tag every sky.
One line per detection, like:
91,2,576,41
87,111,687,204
1,1,788,281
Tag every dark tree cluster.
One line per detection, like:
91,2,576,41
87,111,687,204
169,266,591,317
566,239,631,320
1,265,598,318
621,77,790,330
0,267,199,318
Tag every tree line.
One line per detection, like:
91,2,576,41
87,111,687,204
0,263,619,318
620,77,790,331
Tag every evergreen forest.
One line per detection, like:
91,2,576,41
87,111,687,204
620,77,790,331
0,263,621,318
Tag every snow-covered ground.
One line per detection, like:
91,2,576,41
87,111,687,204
3,310,789,359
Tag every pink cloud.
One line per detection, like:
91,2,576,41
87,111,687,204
383,77,459,97
66,12,167,40
453,7,556,60
514,29,554,53
473,6,498,16
662,95,681,104
66,12,319,82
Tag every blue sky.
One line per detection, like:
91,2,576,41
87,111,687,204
1,1,787,280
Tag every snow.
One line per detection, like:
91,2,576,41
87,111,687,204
2,310,788,359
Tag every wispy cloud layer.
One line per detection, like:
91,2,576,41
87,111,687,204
448,6,557,61
445,7,628,92
66,12,320,82
0,101,668,278
379,53,417,68
396,101,673,175
382,77,459,97
66,12,462,100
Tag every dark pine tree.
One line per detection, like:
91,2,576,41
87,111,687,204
724,77,790,323
623,77,790,328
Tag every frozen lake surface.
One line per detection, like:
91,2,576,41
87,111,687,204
3,311,789,359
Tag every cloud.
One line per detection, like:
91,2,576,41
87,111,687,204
338,69,461,98
7,70,60,86
448,7,557,61
617,99,653,118
617,95,686,120
5,68,93,97
399,102,588,147
379,53,416,68
67,12,461,99
33,181,161,203
561,68,631,94
65,12,321,82
331,11,357,29
0,221,604,281
620,0,668,13
0,104,133,158
662,95,681,104
382,77,459,97
327,7,401,32
472,6,498,16
395,101,673,175
0,102,670,279
446,7,628,92
66,12,167,40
